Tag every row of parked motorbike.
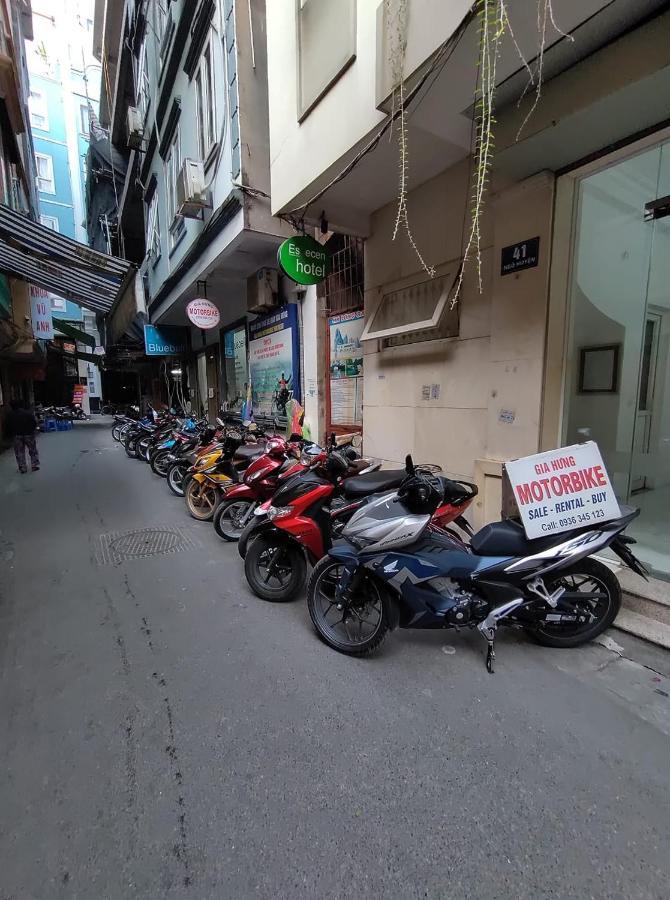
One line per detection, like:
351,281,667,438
110,409,646,672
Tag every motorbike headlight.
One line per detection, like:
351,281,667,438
266,505,292,522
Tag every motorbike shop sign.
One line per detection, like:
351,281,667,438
186,298,220,329
29,286,54,339
505,441,621,539
278,235,330,285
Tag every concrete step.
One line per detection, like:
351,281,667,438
621,589,670,626
614,607,670,651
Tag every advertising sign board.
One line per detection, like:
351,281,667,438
30,286,54,339
278,235,330,285
143,324,188,356
248,305,300,416
505,442,621,539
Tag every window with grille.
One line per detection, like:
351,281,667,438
35,153,55,193
361,273,459,347
29,89,49,131
196,38,217,163
146,193,161,262
136,39,150,120
321,234,364,314
40,214,59,232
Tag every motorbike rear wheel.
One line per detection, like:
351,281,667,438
213,499,255,541
185,478,220,521
167,462,187,497
111,424,123,442
526,558,620,648
244,535,306,602
307,557,390,655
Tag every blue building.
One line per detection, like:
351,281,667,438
27,0,103,407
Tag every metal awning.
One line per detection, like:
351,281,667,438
0,204,134,314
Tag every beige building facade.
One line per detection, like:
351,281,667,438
267,0,670,593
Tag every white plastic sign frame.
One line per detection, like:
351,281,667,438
505,441,621,539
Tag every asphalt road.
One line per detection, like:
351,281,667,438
1,419,669,899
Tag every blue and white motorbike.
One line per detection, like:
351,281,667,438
307,459,647,672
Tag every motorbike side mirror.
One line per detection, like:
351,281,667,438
405,454,415,476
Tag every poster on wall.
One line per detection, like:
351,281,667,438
329,310,364,426
248,305,300,418
505,441,621,539
223,325,248,411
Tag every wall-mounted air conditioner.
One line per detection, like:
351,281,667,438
248,268,279,313
176,159,210,218
126,107,144,150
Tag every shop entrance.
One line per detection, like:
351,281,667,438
563,139,670,577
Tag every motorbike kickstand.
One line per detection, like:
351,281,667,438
486,639,495,674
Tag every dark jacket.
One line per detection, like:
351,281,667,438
4,407,37,438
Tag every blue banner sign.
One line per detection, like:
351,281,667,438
144,324,188,356
248,304,300,415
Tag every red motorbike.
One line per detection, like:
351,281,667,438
243,452,477,603
213,436,309,541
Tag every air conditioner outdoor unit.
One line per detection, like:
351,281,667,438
176,159,209,218
247,267,279,313
126,107,144,150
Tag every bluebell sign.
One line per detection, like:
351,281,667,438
143,324,188,356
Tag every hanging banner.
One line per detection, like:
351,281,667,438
72,383,87,406
505,441,621,539
30,286,54,339
329,310,364,426
249,304,300,417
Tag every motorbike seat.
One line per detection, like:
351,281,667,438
470,519,557,557
341,469,406,499
235,444,264,460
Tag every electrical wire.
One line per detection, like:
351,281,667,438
282,8,475,223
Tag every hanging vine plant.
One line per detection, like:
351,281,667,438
385,0,436,278
453,0,573,303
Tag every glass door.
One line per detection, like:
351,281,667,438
564,139,670,577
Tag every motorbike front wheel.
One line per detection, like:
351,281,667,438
150,449,172,477
124,436,139,458
213,499,255,542
526,558,621,648
167,462,187,497
185,479,220,521
307,557,390,655
238,516,264,559
244,535,306,602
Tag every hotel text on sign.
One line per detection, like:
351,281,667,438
505,441,621,539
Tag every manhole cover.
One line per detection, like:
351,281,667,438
97,526,196,565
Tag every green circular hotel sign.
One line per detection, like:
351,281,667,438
278,235,330,285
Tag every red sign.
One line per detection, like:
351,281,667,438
73,384,86,405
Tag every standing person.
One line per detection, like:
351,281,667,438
5,400,40,473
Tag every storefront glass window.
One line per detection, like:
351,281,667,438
564,140,670,577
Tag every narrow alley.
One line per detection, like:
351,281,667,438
1,420,669,899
